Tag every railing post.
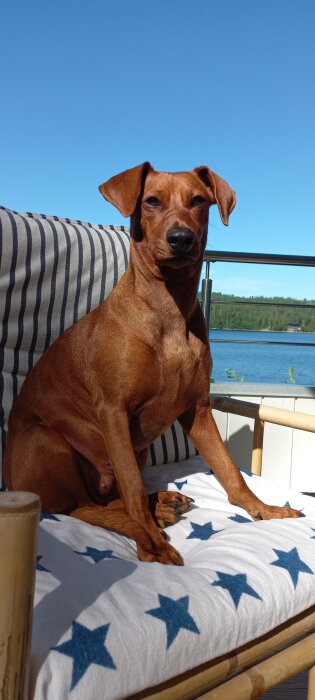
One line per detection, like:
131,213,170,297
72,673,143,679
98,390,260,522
201,261,212,336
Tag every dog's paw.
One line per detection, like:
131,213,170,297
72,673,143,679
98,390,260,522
251,504,303,520
150,491,194,528
137,540,183,565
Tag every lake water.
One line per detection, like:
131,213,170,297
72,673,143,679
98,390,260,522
209,329,315,385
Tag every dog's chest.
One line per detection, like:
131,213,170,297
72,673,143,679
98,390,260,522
129,330,209,448
159,331,201,379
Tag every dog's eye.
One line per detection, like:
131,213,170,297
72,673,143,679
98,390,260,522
144,196,161,207
190,195,206,207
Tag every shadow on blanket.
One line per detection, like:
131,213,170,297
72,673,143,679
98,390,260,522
33,528,137,667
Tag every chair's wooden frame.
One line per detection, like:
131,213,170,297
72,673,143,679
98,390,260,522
1,400,315,699
212,396,315,477
0,491,40,700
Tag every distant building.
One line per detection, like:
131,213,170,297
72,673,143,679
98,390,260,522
287,323,302,332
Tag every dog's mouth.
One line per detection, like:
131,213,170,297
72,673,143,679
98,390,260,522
151,246,199,268
160,253,197,268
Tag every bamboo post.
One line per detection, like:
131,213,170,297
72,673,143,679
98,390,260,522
0,491,40,700
308,665,315,700
251,418,264,476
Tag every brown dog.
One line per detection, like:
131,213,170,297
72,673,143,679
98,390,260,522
3,163,301,565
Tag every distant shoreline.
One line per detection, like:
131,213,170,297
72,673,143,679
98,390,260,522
205,293,315,333
209,328,315,334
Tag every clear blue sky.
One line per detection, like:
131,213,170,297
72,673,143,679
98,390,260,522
1,0,314,299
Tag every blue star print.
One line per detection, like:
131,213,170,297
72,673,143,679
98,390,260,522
228,513,251,524
53,621,116,689
74,547,118,562
271,547,313,588
36,555,50,572
146,594,199,648
212,571,262,608
241,469,253,478
40,512,60,522
187,521,222,540
175,480,187,491
282,501,304,514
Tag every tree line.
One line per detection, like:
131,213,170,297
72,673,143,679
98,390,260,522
203,293,315,332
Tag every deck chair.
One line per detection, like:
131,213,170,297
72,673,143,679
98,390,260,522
1,206,315,700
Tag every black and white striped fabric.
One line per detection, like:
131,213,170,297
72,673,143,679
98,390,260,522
0,206,197,487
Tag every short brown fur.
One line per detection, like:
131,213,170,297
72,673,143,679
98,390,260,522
3,163,301,564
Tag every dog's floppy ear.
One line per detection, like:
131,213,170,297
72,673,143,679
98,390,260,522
99,162,153,217
194,166,236,226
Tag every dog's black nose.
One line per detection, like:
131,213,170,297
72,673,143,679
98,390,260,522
166,228,196,254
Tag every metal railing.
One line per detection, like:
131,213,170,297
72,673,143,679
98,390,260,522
200,251,315,344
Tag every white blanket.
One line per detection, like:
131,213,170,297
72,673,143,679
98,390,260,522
31,456,315,699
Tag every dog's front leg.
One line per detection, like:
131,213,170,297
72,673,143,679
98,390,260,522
99,411,183,564
179,403,302,520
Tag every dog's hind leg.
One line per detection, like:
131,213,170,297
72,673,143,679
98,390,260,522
149,491,194,528
3,423,89,514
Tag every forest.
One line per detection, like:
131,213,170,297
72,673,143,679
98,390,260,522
205,293,315,332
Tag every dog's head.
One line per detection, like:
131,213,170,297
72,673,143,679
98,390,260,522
99,163,236,271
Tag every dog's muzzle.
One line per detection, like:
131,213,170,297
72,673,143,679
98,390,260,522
166,228,196,255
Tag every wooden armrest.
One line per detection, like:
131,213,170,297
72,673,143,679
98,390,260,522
211,396,315,433
211,396,315,476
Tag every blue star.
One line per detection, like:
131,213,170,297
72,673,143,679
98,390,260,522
311,529,315,539
271,547,313,589
187,521,222,540
146,594,199,648
175,480,188,491
241,469,253,478
228,513,251,523
53,621,116,689
212,571,262,609
283,500,304,513
40,512,60,521
74,547,118,563
36,555,50,572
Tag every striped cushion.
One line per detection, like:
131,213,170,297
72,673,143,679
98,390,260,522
0,206,196,486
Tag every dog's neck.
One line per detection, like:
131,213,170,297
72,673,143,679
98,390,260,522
128,240,203,324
